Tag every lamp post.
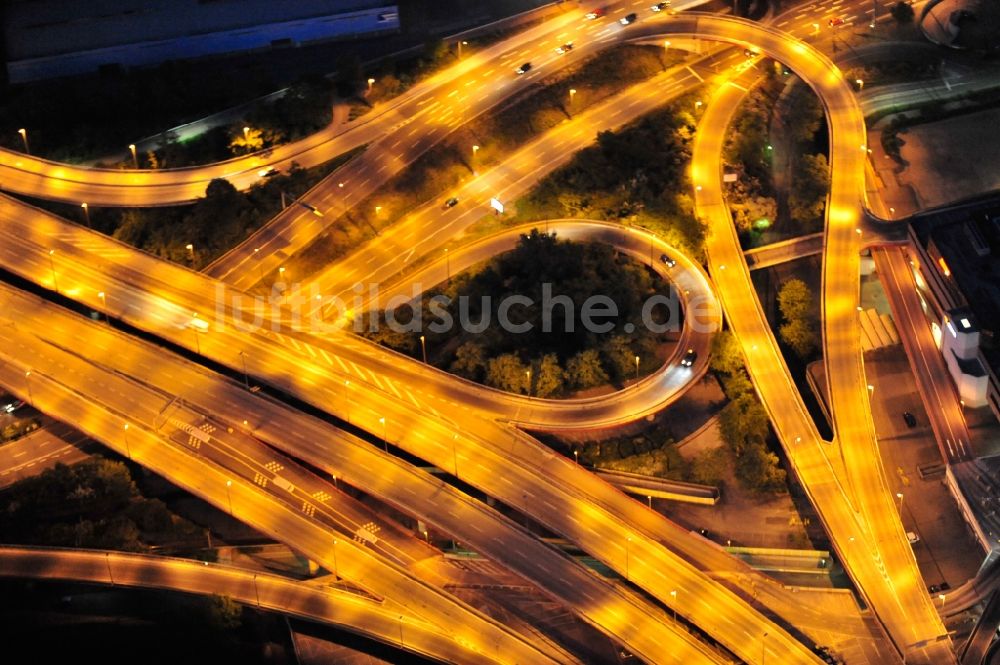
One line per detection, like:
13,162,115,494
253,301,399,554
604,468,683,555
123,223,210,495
332,538,339,579
398,615,404,648
225,480,234,515
123,422,131,459
939,593,946,608
525,368,532,396
670,589,677,622
574,449,579,465
625,537,631,580
379,417,387,452
129,144,138,168
648,495,653,510
419,335,428,363
239,350,249,388
472,144,479,173
634,355,640,382
24,370,33,406
48,249,58,292
367,77,375,92
253,574,260,607
452,433,459,478
457,40,468,59
98,291,109,325
186,243,195,262
897,492,904,513
242,126,250,142
17,128,29,154
81,202,90,228
856,78,864,90
568,88,576,114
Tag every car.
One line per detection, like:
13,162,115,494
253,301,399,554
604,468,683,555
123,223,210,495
902,411,917,428
443,197,459,209
827,17,844,26
659,253,676,268
681,349,697,367
743,47,760,58
555,42,574,54
585,8,605,19
257,167,279,178
697,528,712,539
620,12,637,24
515,62,532,74
928,583,940,593
650,1,670,10
907,531,920,544
3,399,24,414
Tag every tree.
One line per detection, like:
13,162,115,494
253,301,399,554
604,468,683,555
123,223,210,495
788,153,829,229
601,335,636,381
566,349,610,390
721,369,754,399
784,86,825,145
228,126,264,155
690,446,729,486
205,595,243,631
777,279,813,322
890,1,915,24
450,342,486,380
486,354,529,394
780,318,819,358
534,353,565,397
709,331,745,376
718,393,770,455
777,279,819,358
735,443,787,494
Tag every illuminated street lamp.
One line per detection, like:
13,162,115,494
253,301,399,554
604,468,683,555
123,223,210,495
939,593,946,608
472,144,479,173
379,416,387,452
225,479,234,514
98,291,109,325
48,249,58,292
332,537,339,578
648,495,653,510
634,355,640,381
663,40,671,49
855,78,864,90
625,536,632,580
419,335,428,364
867,384,874,397
573,449,579,465
367,77,375,92
897,492,904,513
123,422,131,459
568,88,577,114
186,243,195,261
239,350,250,388
670,589,677,621
525,368,532,396
81,202,90,228
129,143,138,168
242,126,250,141
24,370,33,406
17,128,29,154
812,22,819,35
457,40,468,59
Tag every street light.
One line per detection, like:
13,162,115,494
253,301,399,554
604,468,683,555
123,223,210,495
48,249,58,292
123,422,132,459
670,589,677,622
457,40,468,59
634,355,640,381
472,144,479,173
867,384,874,397
379,416,387,452
625,537,632,580
17,128,29,154
855,78,864,90
239,350,250,388
242,126,250,141
367,77,375,92
897,492,904,513
573,449,579,465
81,202,90,228
128,143,138,168
225,480,234,515
419,335,428,364
24,370,33,406
98,291,109,325
939,593,946,608
186,243,195,261
663,40,671,49
568,88,576,113
525,368,532,396
332,537,339,578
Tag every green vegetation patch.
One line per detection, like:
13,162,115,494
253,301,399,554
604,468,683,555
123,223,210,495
0,458,202,551
365,231,678,397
